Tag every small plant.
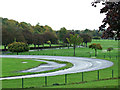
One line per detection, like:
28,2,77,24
107,47,113,56
107,47,113,52
89,43,102,56
8,42,29,55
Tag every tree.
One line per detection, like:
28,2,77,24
44,25,54,32
58,27,68,42
43,32,58,44
2,18,19,49
63,32,71,48
67,34,82,56
33,33,44,48
92,1,120,39
18,22,34,33
33,23,44,33
15,30,26,43
89,43,102,56
80,34,92,47
22,30,33,45
8,42,29,55
107,47,113,56
2,30,14,49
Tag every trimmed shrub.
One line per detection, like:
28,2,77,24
89,43,102,56
8,42,29,55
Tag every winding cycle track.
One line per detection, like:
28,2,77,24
0,55,113,80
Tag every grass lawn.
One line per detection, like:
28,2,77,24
2,58,73,77
1,39,119,88
8,39,119,58
43,78,119,88
2,58,47,77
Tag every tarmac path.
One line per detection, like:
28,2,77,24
0,55,113,80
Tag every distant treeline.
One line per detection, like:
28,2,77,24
1,17,102,49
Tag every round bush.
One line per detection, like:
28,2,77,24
8,42,29,54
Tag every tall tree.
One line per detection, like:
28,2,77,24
33,23,44,33
58,27,68,42
89,43,102,56
43,32,58,44
2,30,14,49
22,30,33,45
92,1,120,39
15,30,26,43
63,32,74,48
80,34,92,47
67,34,82,56
18,22,34,33
33,33,44,48
44,25,54,32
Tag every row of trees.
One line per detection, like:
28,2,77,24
2,18,58,49
56,27,102,41
2,29,58,49
57,27,92,47
2,18,93,49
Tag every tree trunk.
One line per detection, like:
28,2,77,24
73,44,75,56
81,42,83,46
86,42,87,47
50,44,51,48
68,43,69,49
43,44,44,48
34,45,36,49
109,51,111,56
95,49,97,56
38,45,39,51
17,52,18,55
4,45,7,49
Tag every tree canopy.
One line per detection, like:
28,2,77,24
92,0,120,39
89,43,102,56
67,34,83,56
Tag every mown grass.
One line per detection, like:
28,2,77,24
2,39,119,88
2,58,73,77
2,58,47,77
43,79,119,88
8,40,119,58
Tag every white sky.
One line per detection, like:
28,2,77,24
0,0,105,30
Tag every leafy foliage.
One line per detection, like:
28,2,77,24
92,1,120,39
22,30,33,45
107,47,113,52
2,30,14,49
80,33,92,47
67,34,83,56
43,32,58,44
33,33,44,47
8,42,29,54
89,43,102,56
57,27,68,41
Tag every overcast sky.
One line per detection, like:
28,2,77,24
0,0,106,30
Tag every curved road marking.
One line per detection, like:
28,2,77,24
21,59,66,72
0,55,113,80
